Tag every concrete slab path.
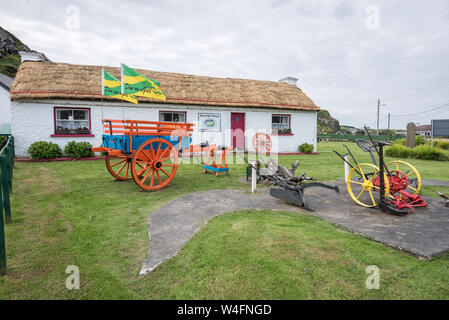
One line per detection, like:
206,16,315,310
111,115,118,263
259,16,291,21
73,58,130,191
140,182,449,275
139,189,300,275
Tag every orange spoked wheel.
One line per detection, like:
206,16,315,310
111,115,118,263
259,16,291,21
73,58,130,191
105,155,133,181
253,133,272,153
131,138,179,191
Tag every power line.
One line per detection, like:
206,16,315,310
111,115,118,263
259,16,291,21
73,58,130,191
390,101,449,118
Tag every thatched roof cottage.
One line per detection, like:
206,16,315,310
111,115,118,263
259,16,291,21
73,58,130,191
10,57,320,156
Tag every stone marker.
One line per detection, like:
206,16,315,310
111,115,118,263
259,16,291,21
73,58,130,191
406,122,416,148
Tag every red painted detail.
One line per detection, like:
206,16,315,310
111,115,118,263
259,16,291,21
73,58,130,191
53,106,92,136
51,134,95,137
16,156,104,162
231,112,245,149
277,152,319,155
10,90,319,110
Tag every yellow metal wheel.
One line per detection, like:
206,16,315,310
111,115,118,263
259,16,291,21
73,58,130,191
385,160,422,195
347,163,390,208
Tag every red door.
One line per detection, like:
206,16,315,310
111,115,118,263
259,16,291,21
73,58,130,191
231,112,245,149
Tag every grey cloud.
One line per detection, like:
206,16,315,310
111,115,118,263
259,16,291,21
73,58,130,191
0,0,448,128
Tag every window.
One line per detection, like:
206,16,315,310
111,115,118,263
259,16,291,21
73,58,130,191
54,108,91,135
159,111,186,123
272,114,291,133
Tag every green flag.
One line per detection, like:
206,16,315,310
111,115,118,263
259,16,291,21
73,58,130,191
102,69,138,104
121,64,167,102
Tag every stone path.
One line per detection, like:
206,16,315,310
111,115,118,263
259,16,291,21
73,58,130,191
139,189,299,275
140,182,449,275
422,179,449,187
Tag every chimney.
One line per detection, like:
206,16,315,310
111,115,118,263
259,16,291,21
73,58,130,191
18,51,49,63
279,76,298,86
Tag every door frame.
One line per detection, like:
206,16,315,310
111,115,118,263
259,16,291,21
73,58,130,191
230,112,245,150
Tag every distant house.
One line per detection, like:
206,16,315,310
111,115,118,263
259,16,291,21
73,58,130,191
416,125,431,137
0,72,13,133
10,58,320,157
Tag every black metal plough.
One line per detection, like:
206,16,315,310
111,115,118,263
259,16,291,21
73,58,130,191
243,154,339,211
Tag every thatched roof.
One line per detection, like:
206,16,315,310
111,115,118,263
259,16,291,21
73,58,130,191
10,61,319,111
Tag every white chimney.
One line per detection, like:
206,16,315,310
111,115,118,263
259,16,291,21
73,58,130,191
279,76,298,86
18,51,48,62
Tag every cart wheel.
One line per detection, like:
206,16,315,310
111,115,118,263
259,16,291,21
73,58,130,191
131,138,178,191
385,160,422,195
105,155,132,181
347,163,390,208
253,133,272,152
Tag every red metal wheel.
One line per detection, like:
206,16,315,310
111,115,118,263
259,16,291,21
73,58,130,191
105,155,132,181
131,138,178,191
252,133,272,152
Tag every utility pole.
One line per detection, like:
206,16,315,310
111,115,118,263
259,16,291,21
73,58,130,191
376,99,386,135
377,99,380,135
388,114,390,134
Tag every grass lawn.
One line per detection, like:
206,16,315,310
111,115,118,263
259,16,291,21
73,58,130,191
0,141,448,299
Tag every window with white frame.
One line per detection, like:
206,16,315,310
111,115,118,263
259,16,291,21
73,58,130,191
272,114,291,132
55,108,91,134
160,111,186,123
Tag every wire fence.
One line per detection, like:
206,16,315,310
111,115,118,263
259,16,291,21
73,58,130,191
318,134,404,142
0,134,14,276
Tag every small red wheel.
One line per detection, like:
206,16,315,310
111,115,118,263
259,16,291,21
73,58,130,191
131,138,178,191
253,133,272,152
105,155,132,181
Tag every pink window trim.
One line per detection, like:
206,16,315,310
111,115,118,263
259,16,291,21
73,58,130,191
272,113,291,130
53,106,92,136
50,134,95,138
272,133,294,136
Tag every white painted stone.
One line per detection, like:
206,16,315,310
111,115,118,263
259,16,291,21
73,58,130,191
0,86,10,125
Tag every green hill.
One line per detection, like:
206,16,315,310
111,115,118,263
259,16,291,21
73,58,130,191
0,26,30,77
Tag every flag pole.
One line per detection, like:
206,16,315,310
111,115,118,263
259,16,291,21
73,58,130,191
101,68,105,95
121,63,124,95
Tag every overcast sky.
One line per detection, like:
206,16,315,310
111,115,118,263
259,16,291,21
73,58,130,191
1,0,448,129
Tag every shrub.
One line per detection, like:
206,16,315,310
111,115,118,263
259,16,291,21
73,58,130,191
413,145,449,161
64,141,93,158
393,136,426,146
298,143,314,154
28,141,62,159
385,144,415,158
433,140,449,150
415,136,426,146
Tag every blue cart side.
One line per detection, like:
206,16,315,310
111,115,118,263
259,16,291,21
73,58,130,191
102,134,192,155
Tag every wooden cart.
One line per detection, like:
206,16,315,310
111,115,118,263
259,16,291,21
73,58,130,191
92,119,194,191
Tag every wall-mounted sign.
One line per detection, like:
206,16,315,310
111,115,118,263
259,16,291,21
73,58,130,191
199,113,221,132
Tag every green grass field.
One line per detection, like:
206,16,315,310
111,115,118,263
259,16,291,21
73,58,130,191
0,142,448,299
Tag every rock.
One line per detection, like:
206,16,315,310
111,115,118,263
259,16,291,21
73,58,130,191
318,109,341,133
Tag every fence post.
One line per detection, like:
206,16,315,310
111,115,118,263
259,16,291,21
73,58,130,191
344,155,350,182
0,173,6,276
0,156,11,223
251,161,257,193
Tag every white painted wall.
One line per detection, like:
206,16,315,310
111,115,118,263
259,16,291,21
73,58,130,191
0,87,11,126
11,99,318,157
